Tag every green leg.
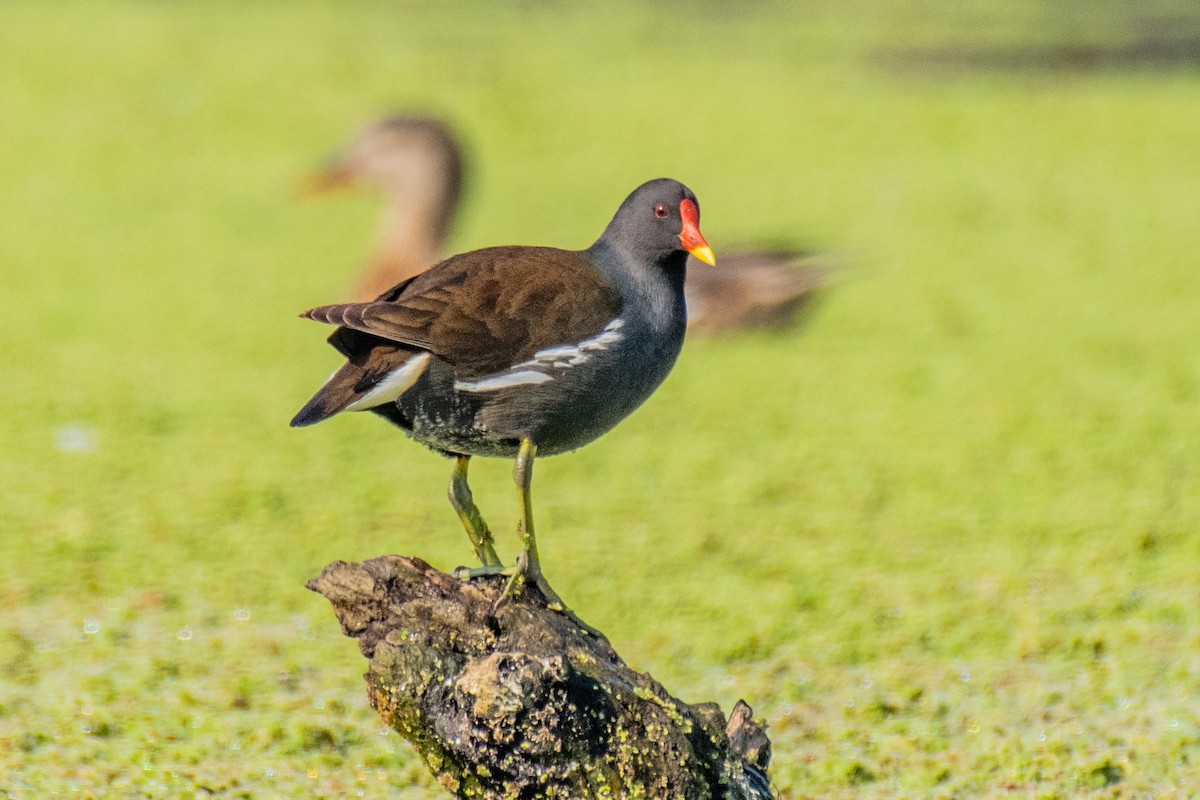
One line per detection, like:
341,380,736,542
503,439,568,609
497,440,606,639
448,455,503,570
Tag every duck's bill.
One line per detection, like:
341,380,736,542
295,160,355,201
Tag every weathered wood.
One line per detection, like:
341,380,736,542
308,555,776,799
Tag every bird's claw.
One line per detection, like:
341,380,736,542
498,552,531,600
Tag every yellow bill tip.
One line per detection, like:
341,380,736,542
688,244,717,266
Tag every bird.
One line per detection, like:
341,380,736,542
291,178,716,618
684,247,825,335
298,115,465,301
302,114,823,330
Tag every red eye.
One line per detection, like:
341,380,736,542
653,203,669,218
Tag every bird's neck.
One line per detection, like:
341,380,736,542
357,177,457,299
375,193,446,266
588,242,687,334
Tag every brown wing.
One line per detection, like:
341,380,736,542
301,246,623,381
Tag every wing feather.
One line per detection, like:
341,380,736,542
298,246,623,381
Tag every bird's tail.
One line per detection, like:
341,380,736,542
291,343,430,428
290,366,363,427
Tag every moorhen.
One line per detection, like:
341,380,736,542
304,114,823,330
292,178,716,615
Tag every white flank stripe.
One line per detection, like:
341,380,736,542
456,370,554,392
345,352,431,411
454,317,625,393
532,344,580,361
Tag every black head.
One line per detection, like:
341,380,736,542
596,178,716,269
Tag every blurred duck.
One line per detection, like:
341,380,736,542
300,115,465,301
683,246,825,335
303,114,826,332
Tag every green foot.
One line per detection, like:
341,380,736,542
491,557,604,640
453,564,513,581
496,553,530,602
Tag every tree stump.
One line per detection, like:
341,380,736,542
308,555,776,799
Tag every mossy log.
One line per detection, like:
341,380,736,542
308,555,776,799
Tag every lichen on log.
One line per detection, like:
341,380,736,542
308,555,776,799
